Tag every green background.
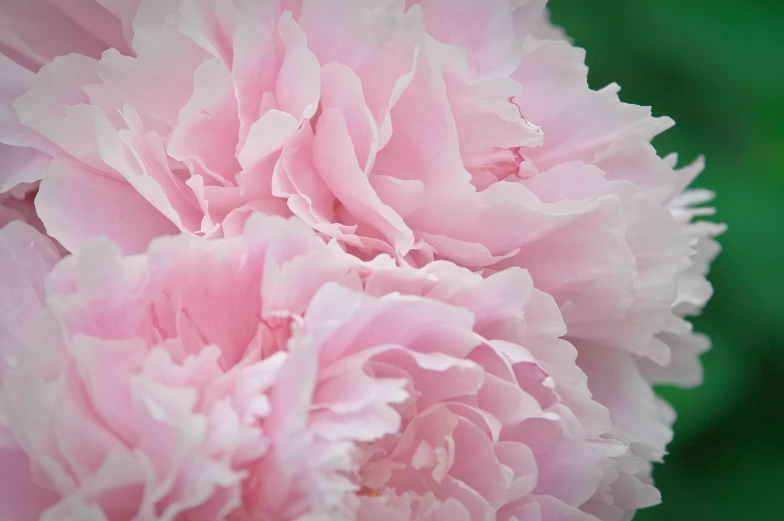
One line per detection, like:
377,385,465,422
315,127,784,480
549,1,784,519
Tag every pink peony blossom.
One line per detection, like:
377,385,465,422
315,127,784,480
3,214,627,521
0,0,724,518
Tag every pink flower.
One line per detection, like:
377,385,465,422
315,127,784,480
2,214,624,520
0,0,724,518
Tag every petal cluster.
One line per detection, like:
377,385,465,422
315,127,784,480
0,0,724,520
2,215,615,521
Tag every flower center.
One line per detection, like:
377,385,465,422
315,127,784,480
358,486,380,497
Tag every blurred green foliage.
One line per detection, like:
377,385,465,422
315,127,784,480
549,0,784,519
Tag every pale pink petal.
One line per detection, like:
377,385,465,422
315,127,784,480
417,0,542,78
297,0,424,145
577,345,674,462
513,39,669,171
36,159,179,254
12,54,107,170
0,54,56,191
313,108,414,255
0,435,60,520
0,221,60,368
178,0,237,65
168,58,242,180
97,106,204,233
0,0,135,71
373,47,471,188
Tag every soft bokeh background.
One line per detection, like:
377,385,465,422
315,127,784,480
549,1,784,519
